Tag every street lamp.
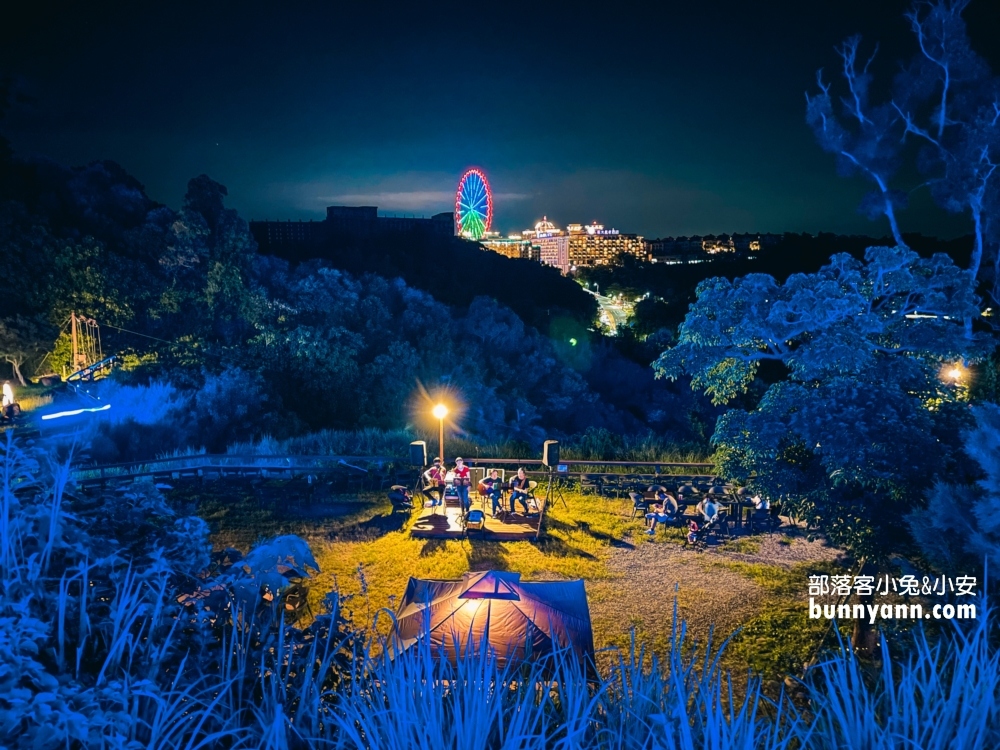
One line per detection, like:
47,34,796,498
432,403,448,463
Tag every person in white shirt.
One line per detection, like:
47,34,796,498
700,496,719,522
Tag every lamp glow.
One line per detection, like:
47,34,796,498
949,367,963,380
432,404,448,420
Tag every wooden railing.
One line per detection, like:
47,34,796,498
70,453,719,489
71,453,399,485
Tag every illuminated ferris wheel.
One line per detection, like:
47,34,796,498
455,168,493,240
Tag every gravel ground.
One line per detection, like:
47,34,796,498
588,522,845,655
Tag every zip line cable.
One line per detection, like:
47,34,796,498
98,322,175,345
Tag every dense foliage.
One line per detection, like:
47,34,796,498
907,403,1000,579
655,246,983,558
270,226,598,334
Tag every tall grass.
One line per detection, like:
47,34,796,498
2,433,998,749
228,427,419,458
14,393,53,412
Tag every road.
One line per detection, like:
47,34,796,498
583,288,628,333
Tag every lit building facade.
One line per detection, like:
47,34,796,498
566,222,646,267
701,235,736,254
522,217,570,274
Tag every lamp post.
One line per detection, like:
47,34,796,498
432,403,448,464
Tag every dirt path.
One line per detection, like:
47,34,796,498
587,525,845,656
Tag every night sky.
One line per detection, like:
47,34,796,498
2,1,998,239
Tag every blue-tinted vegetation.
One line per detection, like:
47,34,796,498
2,436,997,748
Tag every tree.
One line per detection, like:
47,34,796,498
806,35,908,247
654,245,983,559
807,0,1000,311
893,0,1000,301
0,315,54,385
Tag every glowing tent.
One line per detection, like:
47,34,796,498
390,570,594,668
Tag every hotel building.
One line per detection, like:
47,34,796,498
566,222,646,267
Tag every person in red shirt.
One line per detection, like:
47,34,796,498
453,457,472,512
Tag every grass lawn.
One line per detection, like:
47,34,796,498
10,382,56,413
171,477,849,682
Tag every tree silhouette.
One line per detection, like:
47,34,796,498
807,0,999,313
806,35,908,247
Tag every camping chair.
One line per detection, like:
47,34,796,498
629,491,648,520
388,485,414,514
600,475,624,499
659,495,682,526
526,481,540,515
579,474,600,495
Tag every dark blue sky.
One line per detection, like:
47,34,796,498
2,1,998,238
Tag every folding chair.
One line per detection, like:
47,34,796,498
526,481,540,515
629,491,649,520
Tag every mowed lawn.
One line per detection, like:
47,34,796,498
171,477,847,681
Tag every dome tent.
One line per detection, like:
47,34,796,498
390,570,594,669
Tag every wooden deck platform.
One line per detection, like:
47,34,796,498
409,499,541,541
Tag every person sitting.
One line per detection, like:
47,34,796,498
645,492,678,535
482,469,504,517
1,382,15,421
421,459,446,506
686,520,700,545
698,495,719,523
387,485,413,510
452,457,472,513
509,468,531,514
